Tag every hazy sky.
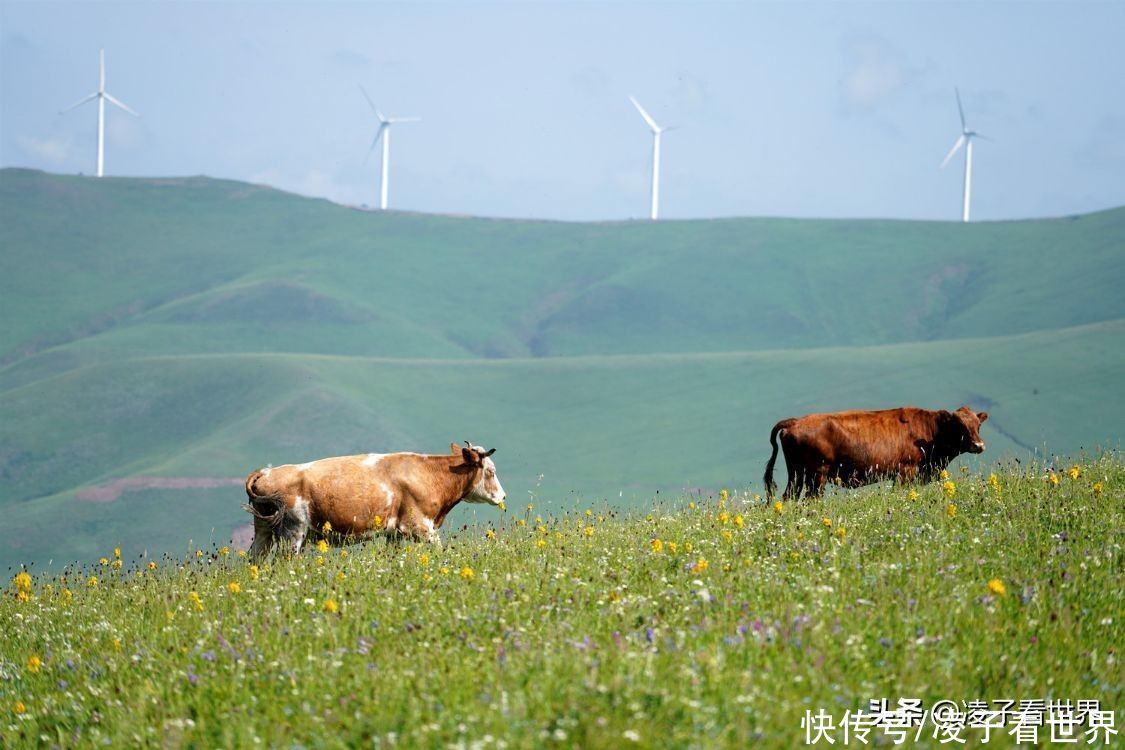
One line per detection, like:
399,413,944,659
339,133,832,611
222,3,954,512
2,1,1123,221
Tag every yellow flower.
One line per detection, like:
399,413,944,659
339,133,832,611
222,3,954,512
460,566,474,581
219,546,230,557
111,638,122,653
527,503,534,512
1092,481,1104,496
336,571,346,582
315,539,329,554
822,518,833,528
907,489,919,501
440,566,450,576
316,556,326,567
650,538,664,554
688,501,697,510
498,501,506,511
1048,473,1059,487
237,549,248,558
87,576,98,588
946,503,957,518
13,701,26,715
718,511,730,525
189,591,203,611
585,509,593,517
228,582,241,594
518,519,527,528
835,527,847,540
15,590,30,603
340,550,348,558
322,521,333,533
690,558,709,575
939,469,949,480
789,550,800,562
485,529,496,540
323,598,339,614
684,542,693,554
988,473,1001,492
62,589,72,603
196,549,203,558
773,501,784,514
667,541,678,554
536,538,547,549
26,655,41,674
147,561,157,571
1068,465,1081,480
111,559,122,570
721,530,733,543
248,565,259,581
13,571,32,593
113,547,121,559
418,553,430,566
99,557,109,566
733,514,745,528
373,515,383,528
988,578,1007,597
943,480,957,498
720,488,729,503
584,526,594,538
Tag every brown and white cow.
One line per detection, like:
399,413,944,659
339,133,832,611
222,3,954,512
244,442,506,558
763,406,988,500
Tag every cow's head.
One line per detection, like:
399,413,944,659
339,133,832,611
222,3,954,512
453,441,507,506
942,406,988,455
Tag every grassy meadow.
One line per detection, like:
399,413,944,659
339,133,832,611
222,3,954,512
2,457,1121,748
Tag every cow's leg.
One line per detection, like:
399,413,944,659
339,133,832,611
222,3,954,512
248,526,274,560
807,467,829,498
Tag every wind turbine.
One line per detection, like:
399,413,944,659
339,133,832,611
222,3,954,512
940,88,987,223
359,85,419,210
629,95,672,220
61,49,139,177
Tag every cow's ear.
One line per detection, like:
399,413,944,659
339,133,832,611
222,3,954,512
461,447,481,466
977,411,989,423
450,442,461,455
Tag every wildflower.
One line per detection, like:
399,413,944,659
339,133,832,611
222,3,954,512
418,553,430,566
111,638,122,653
907,489,919,501
373,515,383,528
667,541,678,554
518,519,527,528
1093,482,1104,496
645,513,654,522
313,539,328,554
1068,465,1081,480
718,511,730,525
111,559,122,570
322,521,333,533
943,480,956,498
585,509,593,517
196,549,203,558
248,565,259,581
789,550,800,562
946,503,957,518
527,503,534,512
650,538,664,554
188,591,203,611
688,501,697,510
219,546,230,557
1048,473,1059,487
336,571,346,582
228,582,241,594
733,514,745,528
147,561,157,571
773,501,784,514
26,655,41,674
940,469,949,480
720,488,729,504
584,526,594,538
165,610,174,621
440,566,450,576
485,529,496,540
323,599,339,614
988,473,1001,492
87,576,98,588
690,558,709,575
113,547,121,559
684,542,693,554
99,557,109,566
536,539,547,549
237,550,248,558
498,501,506,511
13,701,26,715
15,591,30,603
460,566,474,581
721,530,734,543
836,527,847,540
822,518,833,528
62,589,72,603
988,578,1007,597
13,572,32,593
316,557,326,567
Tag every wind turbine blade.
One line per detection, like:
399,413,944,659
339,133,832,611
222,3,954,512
60,92,98,114
940,135,966,169
387,116,420,123
955,88,966,131
628,95,660,132
103,92,139,117
358,84,379,116
365,124,387,161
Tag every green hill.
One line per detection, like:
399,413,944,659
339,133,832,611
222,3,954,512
1,168,1122,569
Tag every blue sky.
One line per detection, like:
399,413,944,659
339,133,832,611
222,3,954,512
2,1,1123,221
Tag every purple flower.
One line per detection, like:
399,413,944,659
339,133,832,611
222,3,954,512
201,650,216,662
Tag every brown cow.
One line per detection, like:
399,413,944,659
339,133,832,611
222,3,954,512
763,406,988,500
244,441,506,558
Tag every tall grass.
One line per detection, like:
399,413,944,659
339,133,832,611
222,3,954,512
2,457,1121,748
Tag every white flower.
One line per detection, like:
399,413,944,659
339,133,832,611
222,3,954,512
623,730,641,742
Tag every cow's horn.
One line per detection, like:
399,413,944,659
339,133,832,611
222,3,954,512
484,448,496,457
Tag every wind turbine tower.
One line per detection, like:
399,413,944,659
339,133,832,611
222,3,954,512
61,49,139,177
629,95,671,220
940,88,986,223
359,86,419,210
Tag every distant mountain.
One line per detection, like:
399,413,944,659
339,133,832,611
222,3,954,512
2,168,1122,569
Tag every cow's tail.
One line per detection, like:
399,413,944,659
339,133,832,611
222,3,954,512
764,419,796,500
243,469,285,528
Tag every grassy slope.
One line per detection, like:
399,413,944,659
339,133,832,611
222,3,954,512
1,460,1121,747
1,168,1122,569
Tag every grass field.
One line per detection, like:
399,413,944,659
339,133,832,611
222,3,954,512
1,168,1122,571
2,458,1121,748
